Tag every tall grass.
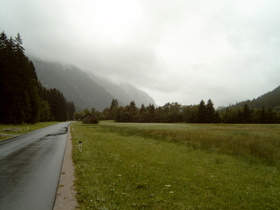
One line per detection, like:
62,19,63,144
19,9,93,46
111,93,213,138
101,123,280,165
72,122,280,209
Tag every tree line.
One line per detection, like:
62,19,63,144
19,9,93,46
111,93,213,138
108,99,222,123
0,32,75,124
74,98,280,124
74,99,220,123
218,104,280,123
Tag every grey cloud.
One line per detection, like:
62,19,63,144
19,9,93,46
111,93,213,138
1,0,280,106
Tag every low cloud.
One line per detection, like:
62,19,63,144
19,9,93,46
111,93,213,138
1,0,280,106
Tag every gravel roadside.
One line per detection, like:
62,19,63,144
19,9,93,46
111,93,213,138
54,129,78,210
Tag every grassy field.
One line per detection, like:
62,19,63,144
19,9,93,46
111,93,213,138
0,122,59,141
71,122,280,209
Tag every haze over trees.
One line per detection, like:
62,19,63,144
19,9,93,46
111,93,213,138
74,99,221,123
0,32,75,124
1,32,279,124
226,85,280,111
74,96,280,124
218,85,280,123
33,59,156,111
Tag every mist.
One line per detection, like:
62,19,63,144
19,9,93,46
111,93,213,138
1,0,280,106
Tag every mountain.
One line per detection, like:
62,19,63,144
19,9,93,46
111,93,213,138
229,85,280,110
89,75,155,107
33,59,156,111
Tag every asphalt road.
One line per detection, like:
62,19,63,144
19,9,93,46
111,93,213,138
0,122,70,210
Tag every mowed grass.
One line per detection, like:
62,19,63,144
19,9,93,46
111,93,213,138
0,122,59,141
71,122,280,209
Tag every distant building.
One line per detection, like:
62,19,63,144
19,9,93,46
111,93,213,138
81,114,99,124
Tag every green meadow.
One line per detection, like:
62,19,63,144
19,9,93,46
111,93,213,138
71,122,280,209
0,122,59,141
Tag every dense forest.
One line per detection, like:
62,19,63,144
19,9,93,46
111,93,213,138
74,98,280,124
0,32,75,124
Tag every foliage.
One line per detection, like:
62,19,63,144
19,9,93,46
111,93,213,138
86,98,280,124
39,84,75,121
219,104,280,124
109,98,119,119
0,32,40,123
98,99,221,123
0,32,75,124
72,122,280,209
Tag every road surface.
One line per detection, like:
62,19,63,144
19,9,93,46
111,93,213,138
0,122,70,210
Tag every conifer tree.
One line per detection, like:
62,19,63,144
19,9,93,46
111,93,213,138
128,101,138,122
109,99,119,119
205,99,215,123
0,32,40,123
243,104,251,123
198,100,206,123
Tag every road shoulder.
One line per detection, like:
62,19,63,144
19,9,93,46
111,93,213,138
54,128,77,210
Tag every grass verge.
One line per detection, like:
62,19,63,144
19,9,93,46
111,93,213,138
0,122,59,141
72,122,280,209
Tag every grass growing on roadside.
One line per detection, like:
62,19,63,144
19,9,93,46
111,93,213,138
72,122,280,209
0,122,59,141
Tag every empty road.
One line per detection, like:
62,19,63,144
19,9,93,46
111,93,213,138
0,122,70,210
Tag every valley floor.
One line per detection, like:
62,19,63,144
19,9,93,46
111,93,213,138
70,122,280,209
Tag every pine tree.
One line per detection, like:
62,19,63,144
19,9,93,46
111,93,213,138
109,99,119,120
198,100,206,123
0,32,76,123
259,107,266,123
243,104,251,123
0,32,41,123
205,99,215,123
147,104,156,122
139,104,146,122
128,101,138,122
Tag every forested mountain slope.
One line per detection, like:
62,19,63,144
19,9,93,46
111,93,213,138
89,75,156,108
33,59,156,111
229,85,280,110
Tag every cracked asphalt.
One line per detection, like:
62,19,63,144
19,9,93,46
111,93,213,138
0,122,70,210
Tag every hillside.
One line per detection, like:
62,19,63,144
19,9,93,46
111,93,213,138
229,85,280,110
89,75,155,108
33,59,156,111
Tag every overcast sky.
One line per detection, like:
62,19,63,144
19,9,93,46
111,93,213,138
1,0,280,107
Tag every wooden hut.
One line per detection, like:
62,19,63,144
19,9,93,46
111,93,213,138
81,114,99,124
